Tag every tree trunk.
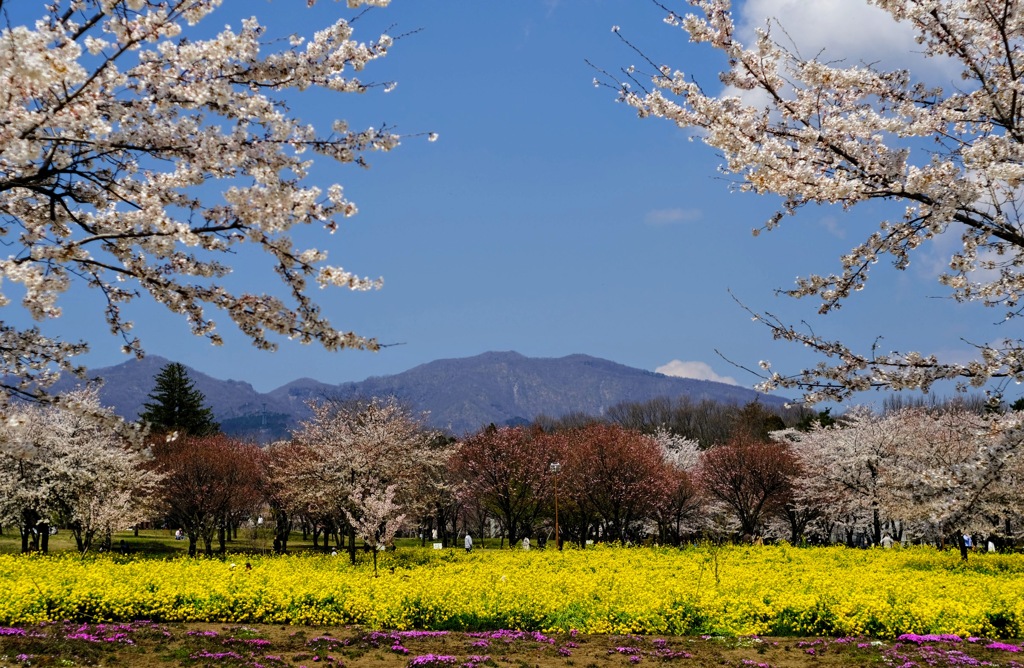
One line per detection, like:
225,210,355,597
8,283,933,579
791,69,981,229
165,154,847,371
273,509,290,554
348,526,357,565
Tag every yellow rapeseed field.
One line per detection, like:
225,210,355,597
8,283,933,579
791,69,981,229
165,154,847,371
1,544,1021,638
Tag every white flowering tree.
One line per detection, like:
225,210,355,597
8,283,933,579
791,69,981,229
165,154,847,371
609,0,1024,402
651,428,703,544
0,0,412,406
775,406,1024,545
0,389,156,553
343,484,405,576
0,403,55,552
293,395,443,562
773,408,911,545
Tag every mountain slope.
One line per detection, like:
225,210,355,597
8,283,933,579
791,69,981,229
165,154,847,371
64,351,786,438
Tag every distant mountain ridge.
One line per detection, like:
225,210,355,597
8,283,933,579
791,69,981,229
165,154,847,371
56,351,788,439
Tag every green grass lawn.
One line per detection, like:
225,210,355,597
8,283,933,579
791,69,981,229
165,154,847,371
0,527,497,557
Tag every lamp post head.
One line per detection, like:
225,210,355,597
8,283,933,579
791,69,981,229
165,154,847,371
549,462,561,474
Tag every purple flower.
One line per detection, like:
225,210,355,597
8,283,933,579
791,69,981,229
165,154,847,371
190,650,244,660
897,633,963,644
400,631,450,639
187,629,219,637
612,646,642,655
224,637,271,647
65,632,101,642
986,642,1021,653
409,654,458,667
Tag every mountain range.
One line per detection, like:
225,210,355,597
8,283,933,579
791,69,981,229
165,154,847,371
55,351,788,439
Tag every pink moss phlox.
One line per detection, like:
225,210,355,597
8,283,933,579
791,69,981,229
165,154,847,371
409,654,458,667
897,633,963,644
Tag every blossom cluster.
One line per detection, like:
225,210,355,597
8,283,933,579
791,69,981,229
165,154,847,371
0,0,414,406
607,0,1024,402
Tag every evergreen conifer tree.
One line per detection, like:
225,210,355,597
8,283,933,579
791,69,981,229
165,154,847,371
139,362,219,437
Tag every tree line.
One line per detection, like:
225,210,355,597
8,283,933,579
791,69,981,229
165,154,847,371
3,363,1021,558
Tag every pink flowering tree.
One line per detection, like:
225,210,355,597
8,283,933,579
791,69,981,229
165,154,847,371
607,0,1024,403
0,0,417,408
697,435,798,540
559,423,674,544
452,425,555,546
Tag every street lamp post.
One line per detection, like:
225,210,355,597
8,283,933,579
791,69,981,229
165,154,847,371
549,462,561,550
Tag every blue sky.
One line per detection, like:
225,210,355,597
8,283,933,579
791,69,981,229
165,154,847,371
7,1,1001,405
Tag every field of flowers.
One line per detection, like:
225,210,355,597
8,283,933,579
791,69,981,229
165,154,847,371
1,545,1022,639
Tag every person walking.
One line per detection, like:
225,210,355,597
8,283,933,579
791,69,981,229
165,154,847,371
464,533,473,553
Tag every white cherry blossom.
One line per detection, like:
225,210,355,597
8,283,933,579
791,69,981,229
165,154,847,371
609,0,1024,403
0,0,410,407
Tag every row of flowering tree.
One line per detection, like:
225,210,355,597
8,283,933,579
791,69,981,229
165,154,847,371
456,408,1024,549
452,423,702,547
0,389,265,557
773,407,1024,548
4,391,1024,555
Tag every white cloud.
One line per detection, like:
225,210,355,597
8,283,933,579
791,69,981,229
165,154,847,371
656,360,738,385
645,208,702,226
734,0,959,86
817,214,846,239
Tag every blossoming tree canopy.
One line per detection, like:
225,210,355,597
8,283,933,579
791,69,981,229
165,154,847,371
610,0,1024,403
0,0,408,404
